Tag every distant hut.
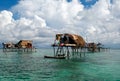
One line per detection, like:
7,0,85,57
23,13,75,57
87,42,103,52
16,40,32,48
2,42,15,49
2,40,36,52
87,42,97,52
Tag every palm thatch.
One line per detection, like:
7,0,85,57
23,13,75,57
55,33,86,47
17,40,32,48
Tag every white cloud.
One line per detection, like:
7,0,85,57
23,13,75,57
0,10,55,45
111,0,120,18
0,10,13,28
0,0,120,47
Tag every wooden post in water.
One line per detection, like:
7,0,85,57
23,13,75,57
66,46,70,59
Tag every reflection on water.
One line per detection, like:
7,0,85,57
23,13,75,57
0,49,120,81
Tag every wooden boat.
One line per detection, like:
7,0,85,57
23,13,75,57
44,55,66,59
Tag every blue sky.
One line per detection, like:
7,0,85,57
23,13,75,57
80,0,98,8
0,0,19,10
0,0,120,48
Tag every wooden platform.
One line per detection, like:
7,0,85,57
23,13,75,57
52,44,76,47
3,48,37,52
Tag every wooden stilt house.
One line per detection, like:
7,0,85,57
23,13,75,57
2,40,36,52
16,40,32,48
45,33,86,59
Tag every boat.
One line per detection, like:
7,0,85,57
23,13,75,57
44,55,66,59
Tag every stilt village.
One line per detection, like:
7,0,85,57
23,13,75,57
2,33,107,59
2,40,36,52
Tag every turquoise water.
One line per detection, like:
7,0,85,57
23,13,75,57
0,48,120,81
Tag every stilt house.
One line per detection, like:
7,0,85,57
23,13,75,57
17,40,32,48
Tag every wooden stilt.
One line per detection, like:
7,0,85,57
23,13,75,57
53,47,55,56
66,46,70,59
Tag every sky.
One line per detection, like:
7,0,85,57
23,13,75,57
0,0,120,48
0,0,19,10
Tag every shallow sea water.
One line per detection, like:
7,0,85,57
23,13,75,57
0,48,120,81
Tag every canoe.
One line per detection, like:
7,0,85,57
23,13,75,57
44,55,66,59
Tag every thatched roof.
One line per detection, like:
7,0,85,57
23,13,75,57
17,40,32,48
55,33,85,47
